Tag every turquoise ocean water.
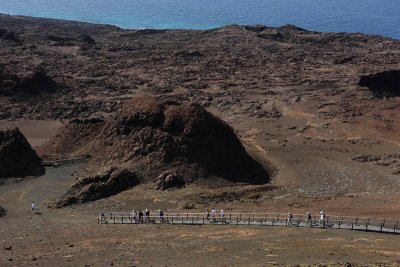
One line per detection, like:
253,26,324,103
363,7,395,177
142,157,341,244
0,0,399,39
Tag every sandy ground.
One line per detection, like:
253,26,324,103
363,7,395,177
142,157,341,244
1,167,400,267
1,15,400,266
0,120,399,266
2,119,62,147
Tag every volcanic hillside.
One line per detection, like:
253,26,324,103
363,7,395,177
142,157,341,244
0,128,44,178
43,98,269,206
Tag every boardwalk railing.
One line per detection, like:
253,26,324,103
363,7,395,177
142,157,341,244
98,212,400,235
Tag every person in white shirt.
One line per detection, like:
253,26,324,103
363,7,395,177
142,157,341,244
31,202,37,213
220,209,225,223
319,211,326,226
211,208,217,222
287,212,293,225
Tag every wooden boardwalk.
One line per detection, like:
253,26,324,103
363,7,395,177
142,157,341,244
98,212,400,235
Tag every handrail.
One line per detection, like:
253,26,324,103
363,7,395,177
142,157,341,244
101,212,398,222
98,211,399,234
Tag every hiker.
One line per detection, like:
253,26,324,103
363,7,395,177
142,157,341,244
99,211,106,223
306,211,312,226
220,209,225,223
145,209,150,222
31,202,37,213
138,209,143,223
159,209,164,223
287,212,293,225
211,208,217,222
206,209,210,222
130,210,136,221
319,211,326,226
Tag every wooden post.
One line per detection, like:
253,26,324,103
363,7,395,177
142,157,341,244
380,222,383,232
338,220,341,229
355,217,358,225
122,214,124,224
297,219,300,227
351,223,353,230
172,217,174,224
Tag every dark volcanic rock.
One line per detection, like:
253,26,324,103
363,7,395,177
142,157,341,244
44,97,269,205
154,171,184,190
0,128,44,178
352,153,400,174
79,34,95,44
0,29,18,42
359,70,400,98
0,68,57,96
49,168,138,208
45,97,268,184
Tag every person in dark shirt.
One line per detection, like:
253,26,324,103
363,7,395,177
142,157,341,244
138,209,143,223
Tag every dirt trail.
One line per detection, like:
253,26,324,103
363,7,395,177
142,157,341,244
0,163,87,220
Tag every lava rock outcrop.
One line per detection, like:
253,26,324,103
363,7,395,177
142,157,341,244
49,168,138,208
0,68,57,96
0,128,44,178
44,98,269,205
359,70,400,98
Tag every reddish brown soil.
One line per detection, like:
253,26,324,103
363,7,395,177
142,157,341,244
0,15,399,266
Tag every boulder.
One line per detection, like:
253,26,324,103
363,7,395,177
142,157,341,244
0,128,44,178
48,168,138,208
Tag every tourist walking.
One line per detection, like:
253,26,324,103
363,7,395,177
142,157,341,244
319,211,326,226
206,209,210,222
130,210,136,221
31,202,37,213
287,212,293,225
138,209,143,223
220,209,225,223
306,211,312,226
159,209,164,223
99,211,106,223
212,208,217,222
145,209,150,222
